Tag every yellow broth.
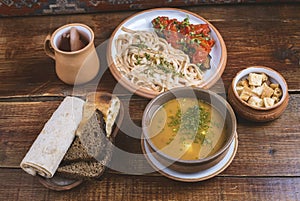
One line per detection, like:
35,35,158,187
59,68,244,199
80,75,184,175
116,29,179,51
148,98,227,160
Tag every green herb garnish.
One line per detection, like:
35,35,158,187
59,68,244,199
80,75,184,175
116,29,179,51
167,103,210,144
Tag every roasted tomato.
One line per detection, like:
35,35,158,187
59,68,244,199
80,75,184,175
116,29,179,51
152,16,215,68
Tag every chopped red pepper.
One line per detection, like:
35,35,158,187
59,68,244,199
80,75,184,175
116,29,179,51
151,16,215,67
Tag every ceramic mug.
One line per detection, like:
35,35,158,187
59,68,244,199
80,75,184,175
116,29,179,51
44,23,100,85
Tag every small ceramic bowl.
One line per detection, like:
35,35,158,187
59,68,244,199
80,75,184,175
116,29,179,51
142,87,237,173
228,66,289,122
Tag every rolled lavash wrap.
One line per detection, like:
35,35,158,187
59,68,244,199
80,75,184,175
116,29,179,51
20,96,85,178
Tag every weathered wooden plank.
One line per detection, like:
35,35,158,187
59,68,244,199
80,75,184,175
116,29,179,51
0,4,299,97
0,4,299,201
0,169,299,201
1,0,298,17
0,94,299,176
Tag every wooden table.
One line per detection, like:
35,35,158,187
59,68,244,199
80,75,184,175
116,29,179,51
1,3,299,200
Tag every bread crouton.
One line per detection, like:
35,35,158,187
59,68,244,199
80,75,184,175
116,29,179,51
239,86,254,101
271,96,280,103
248,96,263,107
248,73,263,86
236,86,244,95
270,83,279,89
273,87,282,98
252,85,264,96
237,79,249,87
263,97,275,108
261,83,274,98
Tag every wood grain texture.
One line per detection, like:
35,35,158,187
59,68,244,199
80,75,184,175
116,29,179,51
0,3,300,199
1,0,298,17
0,4,299,98
1,94,299,176
0,169,299,201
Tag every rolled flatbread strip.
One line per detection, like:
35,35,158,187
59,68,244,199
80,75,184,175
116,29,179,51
20,96,84,178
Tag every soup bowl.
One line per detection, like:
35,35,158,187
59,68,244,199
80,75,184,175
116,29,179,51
142,87,237,173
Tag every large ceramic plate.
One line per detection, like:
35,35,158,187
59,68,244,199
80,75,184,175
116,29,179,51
107,8,227,99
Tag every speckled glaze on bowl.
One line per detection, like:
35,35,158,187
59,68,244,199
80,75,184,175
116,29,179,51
142,87,237,173
228,66,289,122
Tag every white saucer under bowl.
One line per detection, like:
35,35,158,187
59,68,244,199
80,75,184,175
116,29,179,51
141,134,238,182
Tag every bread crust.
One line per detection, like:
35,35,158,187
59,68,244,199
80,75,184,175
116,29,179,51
86,92,120,137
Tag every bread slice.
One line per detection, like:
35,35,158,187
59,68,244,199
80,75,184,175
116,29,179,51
62,137,94,162
57,160,105,180
77,110,107,159
62,109,108,160
57,137,114,180
58,138,114,180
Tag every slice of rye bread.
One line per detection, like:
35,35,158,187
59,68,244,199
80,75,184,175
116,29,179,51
77,110,107,159
57,160,105,180
61,137,94,162
62,110,107,162
57,142,114,180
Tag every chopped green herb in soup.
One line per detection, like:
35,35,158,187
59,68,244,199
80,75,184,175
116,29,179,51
149,98,227,160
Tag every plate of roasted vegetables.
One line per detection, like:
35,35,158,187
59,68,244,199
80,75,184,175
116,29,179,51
107,8,227,98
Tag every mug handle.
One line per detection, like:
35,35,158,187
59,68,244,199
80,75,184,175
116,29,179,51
44,34,55,60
